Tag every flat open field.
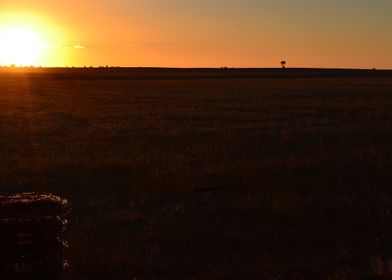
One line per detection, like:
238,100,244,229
1,68,392,279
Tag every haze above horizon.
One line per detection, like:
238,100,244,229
1,0,391,68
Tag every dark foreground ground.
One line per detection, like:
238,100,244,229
1,68,392,279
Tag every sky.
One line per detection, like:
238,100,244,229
1,0,392,68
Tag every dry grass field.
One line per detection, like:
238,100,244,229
1,68,392,279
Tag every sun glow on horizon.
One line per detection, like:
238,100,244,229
0,12,68,67
0,26,47,66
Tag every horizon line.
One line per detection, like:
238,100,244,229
0,65,391,71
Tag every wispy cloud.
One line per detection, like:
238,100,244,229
73,44,85,49
58,44,86,49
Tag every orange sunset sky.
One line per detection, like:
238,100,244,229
0,0,391,68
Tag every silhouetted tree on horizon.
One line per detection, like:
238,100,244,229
281,60,286,69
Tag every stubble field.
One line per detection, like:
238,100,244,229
1,68,392,279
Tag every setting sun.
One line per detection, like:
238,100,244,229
0,12,67,67
0,26,46,66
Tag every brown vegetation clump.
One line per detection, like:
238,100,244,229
0,193,70,278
